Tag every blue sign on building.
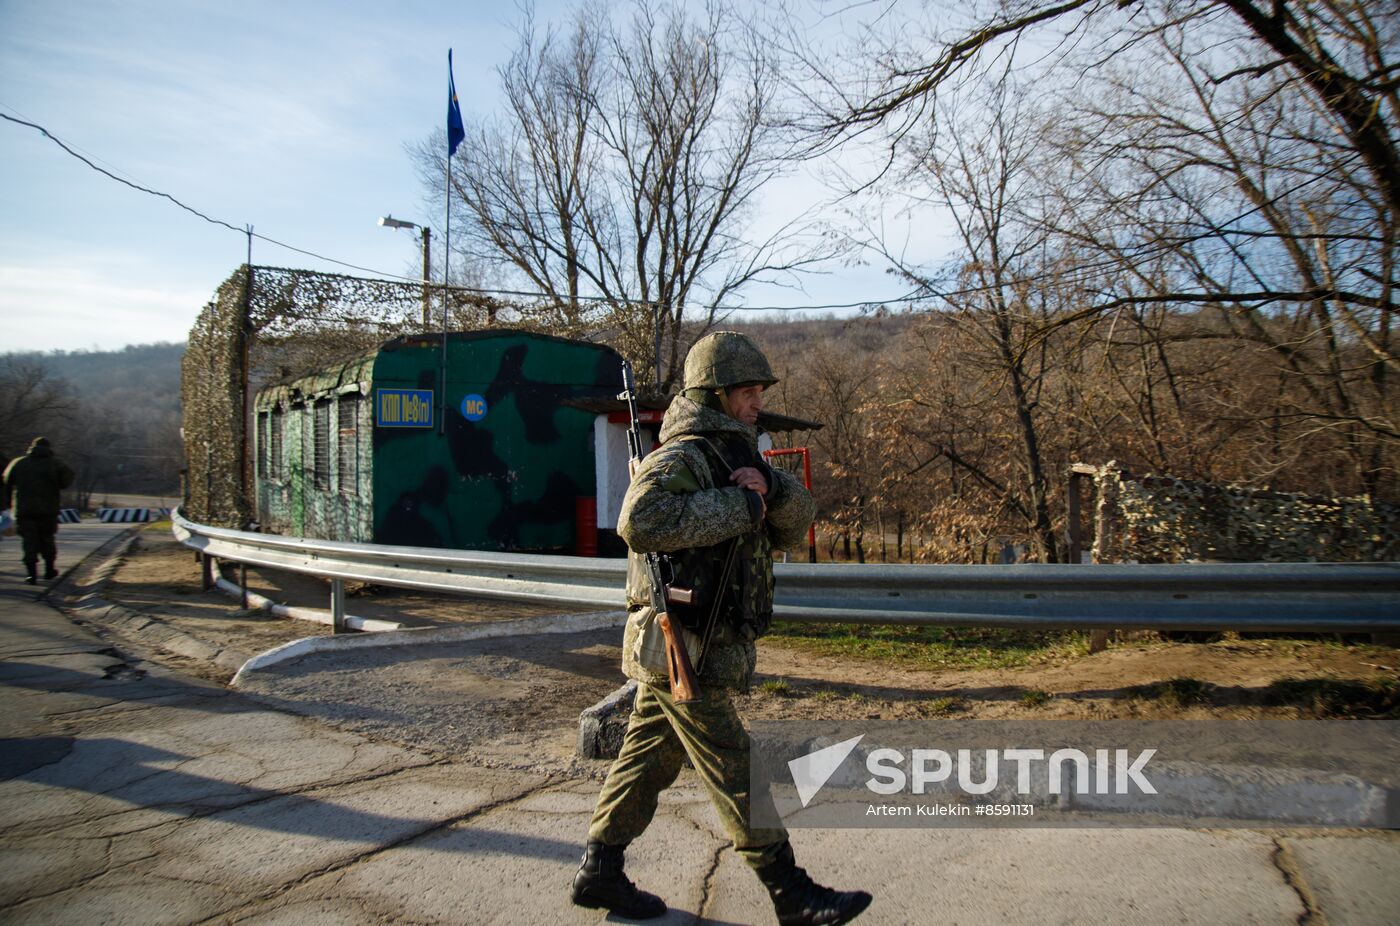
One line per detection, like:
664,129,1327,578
376,389,434,428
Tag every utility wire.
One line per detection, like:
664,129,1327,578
3,110,428,281
0,102,151,188
5,110,1364,316
2,108,929,311
249,232,422,282
2,112,246,235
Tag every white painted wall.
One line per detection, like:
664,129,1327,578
594,416,633,530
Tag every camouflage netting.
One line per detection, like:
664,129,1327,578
182,265,566,527
1087,462,1400,563
182,272,252,528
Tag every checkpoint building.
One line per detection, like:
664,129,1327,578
252,329,818,555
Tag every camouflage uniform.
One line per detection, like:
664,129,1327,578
587,341,815,869
589,391,814,865
575,334,870,926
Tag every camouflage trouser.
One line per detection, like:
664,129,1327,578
588,681,788,868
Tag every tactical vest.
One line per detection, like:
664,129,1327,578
662,434,776,643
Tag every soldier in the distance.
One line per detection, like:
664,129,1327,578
571,332,871,925
3,437,76,585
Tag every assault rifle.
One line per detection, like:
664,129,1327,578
619,360,702,704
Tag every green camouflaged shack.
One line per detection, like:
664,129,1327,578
252,330,624,552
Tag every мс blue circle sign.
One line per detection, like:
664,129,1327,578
460,394,488,421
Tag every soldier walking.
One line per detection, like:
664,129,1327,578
2,437,75,585
571,332,871,925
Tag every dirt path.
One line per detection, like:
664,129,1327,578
742,635,1400,721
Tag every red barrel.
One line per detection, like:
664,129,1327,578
575,496,598,557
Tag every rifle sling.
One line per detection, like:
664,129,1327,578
695,535,740,674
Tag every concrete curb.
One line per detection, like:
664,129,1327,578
230,609,628,686
47,526,139,601
45,528,629,691
1068,761,1400,828
51,529,251,673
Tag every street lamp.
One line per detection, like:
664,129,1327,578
378,215,432,327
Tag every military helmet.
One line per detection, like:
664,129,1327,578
682,331,777,390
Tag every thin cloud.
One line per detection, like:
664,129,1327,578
0,264,203,351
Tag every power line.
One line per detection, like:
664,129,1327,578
0,102,152,189
3,109,430,281
0,108,1105,313
250,232,421,282
3,110,922,312
2,112,246,235
6,110,1361,318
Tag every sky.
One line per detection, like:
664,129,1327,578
0,0,941,354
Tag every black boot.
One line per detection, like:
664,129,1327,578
570,840,666,920
755,842,871,926
24,563,37,585
43,561,57,580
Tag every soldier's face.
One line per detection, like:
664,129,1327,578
724,384,764,426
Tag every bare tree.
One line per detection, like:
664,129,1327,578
1028,12,1399,492
810,1,1398,213
870,78,1070,560
795,0,1397,497
420,0,834,391
0,357,74,461
52,400,127,510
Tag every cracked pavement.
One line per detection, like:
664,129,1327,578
3,523,1399,924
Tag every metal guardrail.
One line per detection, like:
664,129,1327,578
172,509,1400,633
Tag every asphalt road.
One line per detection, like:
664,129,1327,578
2,523,1399,924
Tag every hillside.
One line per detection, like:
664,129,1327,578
1,342,185,500
39,343,184,415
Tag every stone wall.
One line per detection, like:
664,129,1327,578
1085,462,1400,563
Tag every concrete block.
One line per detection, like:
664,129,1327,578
1068,761,1400,828
3,872,238,926
0,836,110,908
576,680,636,759
147,765,542,887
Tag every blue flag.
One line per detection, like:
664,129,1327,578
447,49,465,157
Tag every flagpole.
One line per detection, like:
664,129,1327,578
440,49,461,438
440,134,450,437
